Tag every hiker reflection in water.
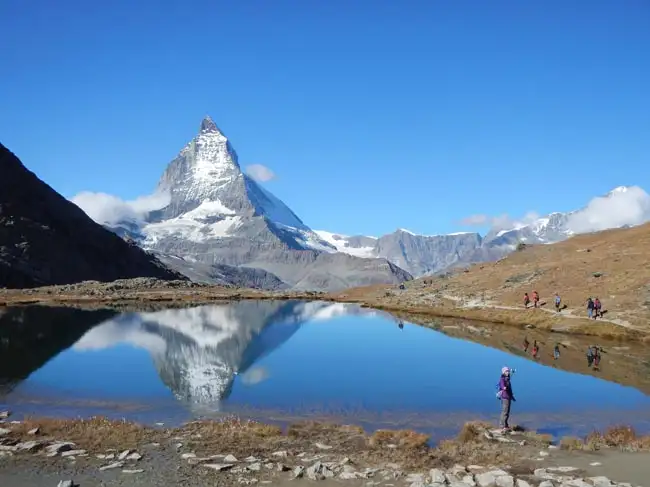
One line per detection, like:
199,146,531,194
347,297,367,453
593,346,601,369
532,340,539,359
586,345,594,367
498,367,516,434
398,320,404,329
523,336,530,352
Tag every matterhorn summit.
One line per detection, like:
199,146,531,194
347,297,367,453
104,116,412,290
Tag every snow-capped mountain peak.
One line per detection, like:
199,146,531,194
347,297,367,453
200,115,222,134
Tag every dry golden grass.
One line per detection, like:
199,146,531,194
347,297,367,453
10,416,156,450
562,426,650,452
560,436,584,450
368,428,430,450
330,222,650,339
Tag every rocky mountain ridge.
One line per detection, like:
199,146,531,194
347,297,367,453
0,143,183,289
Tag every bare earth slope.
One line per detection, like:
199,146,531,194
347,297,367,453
0,143,183,288
332,222,650,339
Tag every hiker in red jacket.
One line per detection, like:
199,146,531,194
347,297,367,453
523,293,530,308
594,297,602,318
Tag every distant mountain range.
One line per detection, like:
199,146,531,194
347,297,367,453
315,186,650,276
69,115,650,288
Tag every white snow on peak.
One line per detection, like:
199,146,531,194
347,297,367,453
397,228,416,235
314,230,377,258
255,183,307,230
142,213,242,245
183,199,236,218
447,231,474,236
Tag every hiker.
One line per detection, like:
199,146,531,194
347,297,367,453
586,297,595,319
497,366,516,433
554,293,561,312
554,343,560,360
594,297,602,318
532,340,539,359
523,293,530,308
532,290,539,308
523,336,530,352
586,346,594,367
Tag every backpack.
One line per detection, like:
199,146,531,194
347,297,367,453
495,382,503,399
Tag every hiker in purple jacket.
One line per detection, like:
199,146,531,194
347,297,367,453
498,366,516,432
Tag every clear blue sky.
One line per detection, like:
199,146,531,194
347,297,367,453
1,0,649,236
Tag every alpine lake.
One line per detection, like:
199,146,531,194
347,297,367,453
2,300,650,444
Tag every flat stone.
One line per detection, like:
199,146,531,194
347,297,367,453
564,480,592,487
126,452,142,461
293,465,305,478
276,462,291,472
203,463,234,472
539,451,550,457
306,461,324,480
61,449,87,458
515,480,532,487
339,471,358,480
430,468,446,483
548,466,579,473
409,482,427,487
271,450,288,458
247,462,262,471
589,462,602,467
476,472,498,487
117,449,132,460
496,476,515,487
588,477,614,487
45,442,75,457
16,441,45,452
314,442,333,450
99,461,125,471
28,428,39,435
187,455,227,465
245,456,260,462
96,453,115,460
0,428,10,436
538,482,554,487
122,469,144,474
224,454,238,463
57,481,74,487
0,445,18,452
181,452,196,459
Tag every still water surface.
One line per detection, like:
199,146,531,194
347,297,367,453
1,301,649,440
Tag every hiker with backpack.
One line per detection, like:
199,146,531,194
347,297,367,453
586,297,595,319
554,293,561,312
532,290,539,308
497,366,516,433
594,297,602,318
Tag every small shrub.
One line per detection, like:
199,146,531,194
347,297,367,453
369,429,429,450
516,242,527,252
560,436,584,450
603,425,636,446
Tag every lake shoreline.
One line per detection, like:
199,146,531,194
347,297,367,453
1,414,649,486
1,277,646,342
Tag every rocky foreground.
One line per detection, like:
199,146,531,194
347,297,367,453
0,412,648,487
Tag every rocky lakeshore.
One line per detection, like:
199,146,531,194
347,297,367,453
0,412,649,487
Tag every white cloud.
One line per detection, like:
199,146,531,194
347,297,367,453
567,186,650,233
245,164,276,182
461,211,540,231
71,190,171,226
240,366,270,385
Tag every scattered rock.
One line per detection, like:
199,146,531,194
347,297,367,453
57,481,75,487
117,449,132,460
538,482,554,487
430,468,446,483
0,411,10,419
588,477,615,487
61,449,87,458
204,463,234,472
496,476,515,487
0,428,10,436
515,480,532,487
306,461,324,481
224,454,238,463
96,453,115,460
314,442,333,450
293,465,305,478
99,461,125,471
590,462,602,467
548,466,578,473
276,463,291,472
126,452,142,461
538,451,549,457
16,440,45,452
122,469,144,474
272,450,288,458
247,462,262,472
181,452,197,460
45,442,75,457
187,455,227,465
27,427,39,435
